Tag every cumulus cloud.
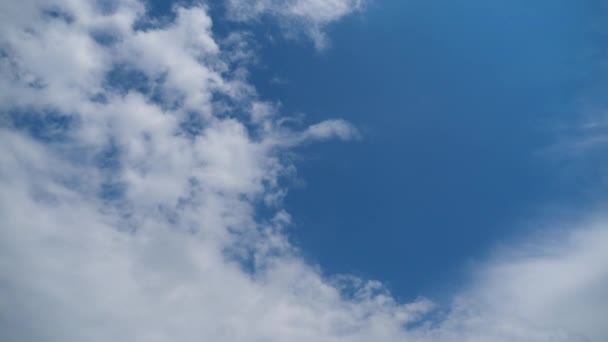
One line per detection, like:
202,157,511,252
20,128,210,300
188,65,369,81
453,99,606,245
225,0,365,49
0,1,607,341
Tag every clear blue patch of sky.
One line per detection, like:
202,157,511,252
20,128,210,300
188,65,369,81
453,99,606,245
6,109,76,143
145,0,608,302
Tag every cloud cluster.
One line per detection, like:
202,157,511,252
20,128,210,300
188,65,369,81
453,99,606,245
0,1,607,341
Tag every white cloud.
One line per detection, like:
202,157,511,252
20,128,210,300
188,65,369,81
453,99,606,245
225,0,365,49
0,1,607,341
414,220,608,342
300,118,360,141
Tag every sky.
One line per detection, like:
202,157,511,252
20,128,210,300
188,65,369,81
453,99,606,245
1,0,608,341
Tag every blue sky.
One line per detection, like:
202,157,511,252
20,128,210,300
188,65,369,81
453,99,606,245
242,0,605,298
1,0,608,341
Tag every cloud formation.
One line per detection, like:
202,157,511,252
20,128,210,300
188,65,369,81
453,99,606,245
0,1,607,341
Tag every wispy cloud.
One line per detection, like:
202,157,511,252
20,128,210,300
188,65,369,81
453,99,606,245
224,0,365,49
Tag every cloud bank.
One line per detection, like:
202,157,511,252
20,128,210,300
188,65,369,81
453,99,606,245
0,1,607,341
